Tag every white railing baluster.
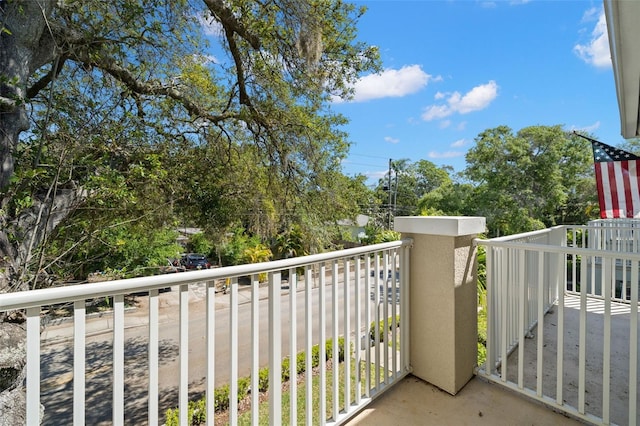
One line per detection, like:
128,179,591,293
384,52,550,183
391,250,397,378
578,255,587,414
73,300,85,425
354,256,362,405
268,271,282,425
556,254,565,406
148,289,159,426
206,282,215,426
536,252,544,397
331,260,339,420
602,257,612,424
383,251,389,385
484,247,494,376
401,244,410,373
319,262,326,425
230,277,239,424
500,248,508,381
343,258,351,414
178,285,189,426
630,260,638,426
251,274,259,426
26,306,40,426
289,267,297,422
113,294,124,424
517,250,525,389
374,254,381,389
365,255,372,396
305,266,313,425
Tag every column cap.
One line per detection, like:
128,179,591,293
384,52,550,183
394,216,486,237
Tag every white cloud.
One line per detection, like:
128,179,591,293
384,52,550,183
428,151,464,159
581,6,600,23
198,11,223,37
574,9,611,68
421,81,499,121
365,170,388,181
339,65,439,103
384,136,400,144
451,138,466,148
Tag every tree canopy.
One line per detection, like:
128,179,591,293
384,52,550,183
463,125,596,235
1,0,381,286
0,1,381,420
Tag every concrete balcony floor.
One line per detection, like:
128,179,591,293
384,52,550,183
350,294,638,426
347,374,582,426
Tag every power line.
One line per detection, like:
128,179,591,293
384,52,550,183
343,161,388,168
349,152,392,160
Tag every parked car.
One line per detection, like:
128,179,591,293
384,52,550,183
181,253,211,270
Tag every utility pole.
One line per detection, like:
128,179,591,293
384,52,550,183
388,158,393,229
393,168,398,217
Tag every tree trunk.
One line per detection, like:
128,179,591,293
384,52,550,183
0,2,61,424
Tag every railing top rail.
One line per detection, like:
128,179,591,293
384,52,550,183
588,218,640,225
479,225,565,243
476,238,640,260
580,224,640,229
0,239,412,312
481,223,640,245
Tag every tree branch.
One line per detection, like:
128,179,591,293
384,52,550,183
202,0,261,49
71,50,239,124
26,55,67,99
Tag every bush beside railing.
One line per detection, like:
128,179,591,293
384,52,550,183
165,312,403,426
369,315,400,343
164,337,347,425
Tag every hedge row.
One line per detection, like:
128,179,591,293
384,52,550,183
165,337,346,426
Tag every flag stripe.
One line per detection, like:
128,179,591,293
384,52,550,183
621,160,634,217
589,138,640,219
630,161,640,217
608,161,622,217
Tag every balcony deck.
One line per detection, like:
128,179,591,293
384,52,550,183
347,375,582,426
350,294,637,426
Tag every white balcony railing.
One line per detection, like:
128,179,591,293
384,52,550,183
0,240,412,425
477,221,639,426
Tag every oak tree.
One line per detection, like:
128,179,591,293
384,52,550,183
0,1,378,421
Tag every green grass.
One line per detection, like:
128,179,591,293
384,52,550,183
165,323,400,425
237,357,388,425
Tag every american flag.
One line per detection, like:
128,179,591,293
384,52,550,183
591,140,640,218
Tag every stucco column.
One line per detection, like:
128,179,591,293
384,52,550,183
394,216,486,395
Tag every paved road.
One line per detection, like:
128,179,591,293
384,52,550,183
39,268,399,424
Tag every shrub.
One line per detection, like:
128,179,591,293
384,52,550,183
324,337,346,362
214,384,230,412
369,315,400,343
237,377,250,400
164,397,207,426
296,351,306,374
164,337,352,424
311,344,320,366
258,367,269,393
281,356,290,382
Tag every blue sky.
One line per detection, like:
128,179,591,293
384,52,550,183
333,1,618,184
